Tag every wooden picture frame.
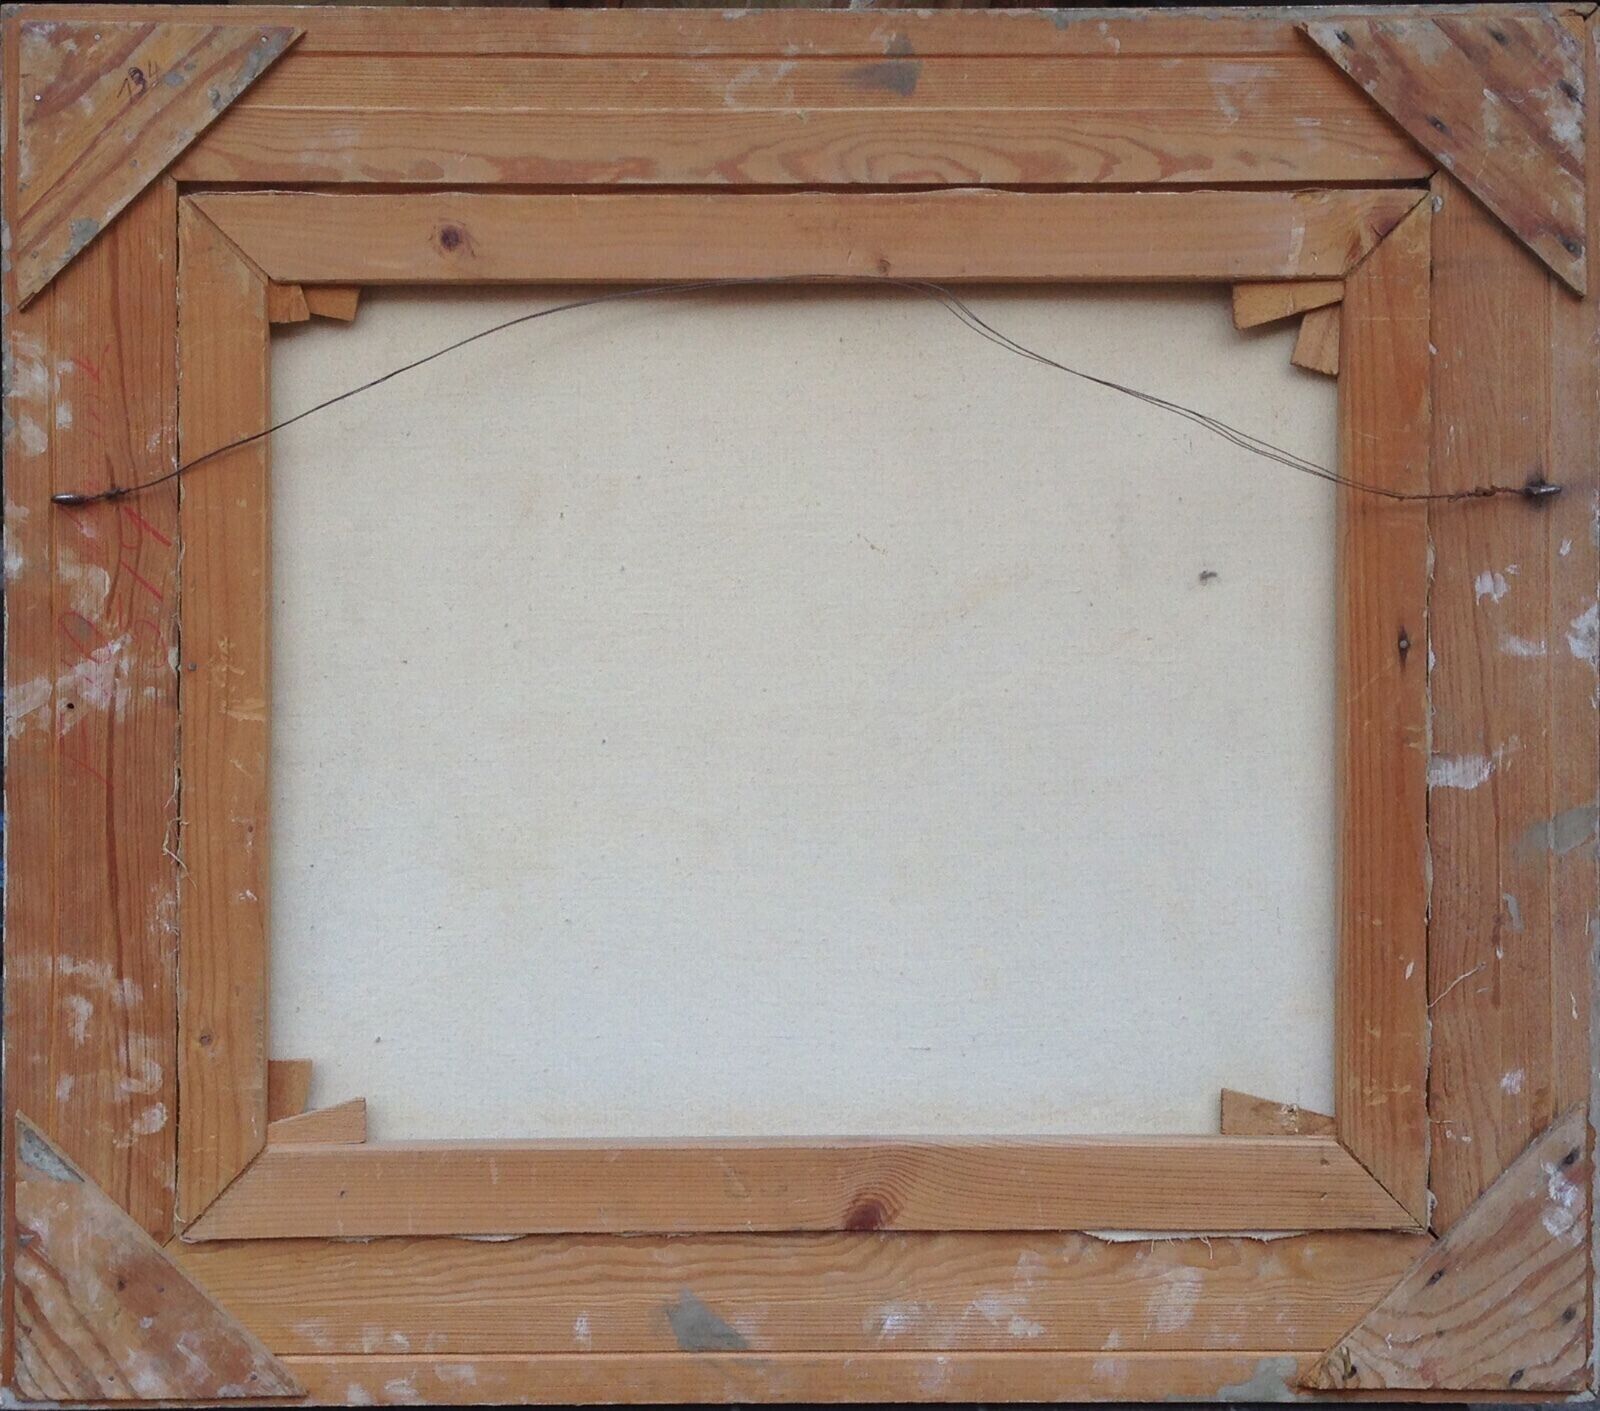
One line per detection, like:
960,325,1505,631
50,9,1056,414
3,4,1595,1404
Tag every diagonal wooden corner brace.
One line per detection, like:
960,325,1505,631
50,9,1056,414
1304,12,1588,294
11,1116,301,1401
8,18,301,305
1304,1104,1592,1394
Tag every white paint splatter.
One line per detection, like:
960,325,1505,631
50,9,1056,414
1542,1159,1585,1244
1560,538,1573,557
57,544,110,619
14,415,47,454
1428,737,1519,791
1145,1266,1204,1334
6,675,51,739
1500,633,1546,658
381,1374,424,1404
1500,1069,1525,1095
130,1102,167,1135
65,994,93,1045
55,635,133,729
1473,568,1511,603
1566,602,1598,667
573,1313,593,1349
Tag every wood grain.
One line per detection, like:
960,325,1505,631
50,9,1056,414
11,19,299,301
1334,199,1432,1223
1292,305,1342,376
1306,14,1586,292
1305,1107,1589,1392
1426,168,1598,1231
175,199,272,1225
175,46,1423,189
180,1136,1415,1240
170,1227,1424,1355
1220,1090,1336,1137
1231,279,1344,330
2,174,181,1241
195,188,1424,286
266,1100,367,1147
11,1119,298,1401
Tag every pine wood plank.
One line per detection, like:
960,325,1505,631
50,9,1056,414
2,175,181,1241
285,1350,1318,1404
1426,169,1598,1231
24,6,1577,60
11,1119,299,1401
10,19,299,302
169,1227,1424,1355
180,1136,1415,1240
194,188,1424,286
304,285,360,321
1292,304,1342,375
175,199,272,1225
1220,1090,1336,1137
177,102,1423,189
267,1099,367,1147
1334,200,1432,1223
1545,16,1599,1134
1306,14,1587,292
200,50,1422,190
1231,278,1344,329
265,1059,313,1122
1305,1106,1590,1392
238,52,1414,117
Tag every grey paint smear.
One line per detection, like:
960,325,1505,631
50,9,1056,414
844,58,922,96
1518,803,1600,859
665,1291,749,1352
62,217,100,262
17,1123,81,1183
1213,1354,1302,1403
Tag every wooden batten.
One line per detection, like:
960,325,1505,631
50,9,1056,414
11,1118,299,1401
1305,13,1588,292
1304,1106,1591,1392
9,19,299,302
192,188,1422,285
175,199,273,1225
180,1136,1415,1240
1332,200,1433,1224
169,1227,1424,1357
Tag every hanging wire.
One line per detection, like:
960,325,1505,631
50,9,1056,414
51,275,1560,508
